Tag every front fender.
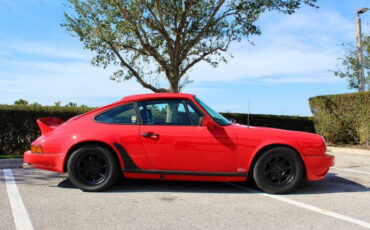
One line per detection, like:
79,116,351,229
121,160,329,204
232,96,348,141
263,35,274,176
236,138,304,173
234,125,326,174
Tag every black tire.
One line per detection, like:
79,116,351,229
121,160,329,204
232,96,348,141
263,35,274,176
67,145,119,191
253,147,303,194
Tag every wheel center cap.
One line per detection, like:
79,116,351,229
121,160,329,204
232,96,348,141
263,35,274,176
274,167,281,173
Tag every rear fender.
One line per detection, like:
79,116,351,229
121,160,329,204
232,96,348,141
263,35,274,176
63,140,124,172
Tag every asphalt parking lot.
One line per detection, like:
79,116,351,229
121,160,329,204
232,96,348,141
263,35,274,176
1,149,369,230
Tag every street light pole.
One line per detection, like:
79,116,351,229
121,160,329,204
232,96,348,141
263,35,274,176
356,8,368,92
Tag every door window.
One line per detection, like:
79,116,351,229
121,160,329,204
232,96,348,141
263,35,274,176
138,100,191,126
186,101,204,126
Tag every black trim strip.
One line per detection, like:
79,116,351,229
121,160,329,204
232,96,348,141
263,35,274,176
183,99,194,126
114,142,247,177
122,169,247,177
133,102,143,125
113,143,139,170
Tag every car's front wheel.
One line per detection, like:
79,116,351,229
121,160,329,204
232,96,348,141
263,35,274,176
253,147,304,194
67,145,119,191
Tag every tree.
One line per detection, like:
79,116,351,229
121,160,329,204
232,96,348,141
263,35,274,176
333,34,369,91
66,102,78,107
54,101,62,107
14,99,28,105
30,102,42,107
63,0,317,93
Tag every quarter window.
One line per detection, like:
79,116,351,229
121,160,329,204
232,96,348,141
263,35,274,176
95,104,138,124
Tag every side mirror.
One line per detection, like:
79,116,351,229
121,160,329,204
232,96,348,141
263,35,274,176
201,116,217,129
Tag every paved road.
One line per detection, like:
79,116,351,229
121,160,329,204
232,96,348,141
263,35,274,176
0,151,369,230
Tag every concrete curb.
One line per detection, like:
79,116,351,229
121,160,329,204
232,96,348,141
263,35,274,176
327,146,370,156
0,158,24,169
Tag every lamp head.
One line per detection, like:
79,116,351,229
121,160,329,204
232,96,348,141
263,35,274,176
358,8,369,16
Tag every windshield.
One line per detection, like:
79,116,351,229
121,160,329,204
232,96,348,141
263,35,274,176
194,96,232,126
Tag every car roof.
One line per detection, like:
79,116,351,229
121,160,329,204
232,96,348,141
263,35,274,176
71,93,196,121
121,93,194,102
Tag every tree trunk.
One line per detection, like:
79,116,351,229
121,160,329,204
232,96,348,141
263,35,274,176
169,79,180,93
166,103,179,123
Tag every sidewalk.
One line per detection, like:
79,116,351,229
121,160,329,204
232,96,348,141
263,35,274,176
327,146,370,156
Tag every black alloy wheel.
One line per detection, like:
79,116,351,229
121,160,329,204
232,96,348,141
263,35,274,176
253,147,303,194
67,145,119,191
76,151,108,185
263,155,295,186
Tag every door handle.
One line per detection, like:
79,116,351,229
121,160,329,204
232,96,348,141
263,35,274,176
142,132,159,138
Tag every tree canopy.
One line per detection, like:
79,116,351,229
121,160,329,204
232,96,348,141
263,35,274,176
333,34,369,91
63,0,317,92
14,99,28,106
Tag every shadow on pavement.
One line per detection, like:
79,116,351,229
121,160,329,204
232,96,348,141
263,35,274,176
290,173,370,195
56,172,370,195
58,178,250,193
0,168,67,185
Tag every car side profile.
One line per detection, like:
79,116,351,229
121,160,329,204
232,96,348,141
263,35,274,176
24,93,334,194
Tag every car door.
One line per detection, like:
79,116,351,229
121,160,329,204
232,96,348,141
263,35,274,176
138,99,237,172
94,103,151,169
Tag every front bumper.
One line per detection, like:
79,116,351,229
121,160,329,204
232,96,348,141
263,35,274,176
304,154,335,181
23,150,65,172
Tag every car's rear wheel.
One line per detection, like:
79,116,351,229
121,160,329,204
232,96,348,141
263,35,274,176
67,145,119,191
253,147,303,194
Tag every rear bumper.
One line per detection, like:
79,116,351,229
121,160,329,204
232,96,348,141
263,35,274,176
23,150,65,173
304,154,334,181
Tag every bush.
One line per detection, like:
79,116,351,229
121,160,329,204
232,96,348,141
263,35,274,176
309,91,370,144
221,113,315,133
0,105,92,155
0,104,315,155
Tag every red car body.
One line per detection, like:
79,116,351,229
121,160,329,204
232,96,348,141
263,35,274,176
24,93,334,187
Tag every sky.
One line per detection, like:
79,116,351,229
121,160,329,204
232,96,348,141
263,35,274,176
0,0,369,116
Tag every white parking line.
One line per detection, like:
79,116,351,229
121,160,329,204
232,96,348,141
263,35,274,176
263,193,370,229
331,167,370,175
3,169,34,230
226,183,370,229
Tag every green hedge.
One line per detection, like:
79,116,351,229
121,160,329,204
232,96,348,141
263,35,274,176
0,105,92,155
0,105,315,155
221,113,315,133
309,91,370,144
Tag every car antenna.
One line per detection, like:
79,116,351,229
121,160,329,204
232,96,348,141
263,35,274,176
247,99,250,128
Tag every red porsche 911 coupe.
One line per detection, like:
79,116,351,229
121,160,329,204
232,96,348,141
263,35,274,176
24,93,334,193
